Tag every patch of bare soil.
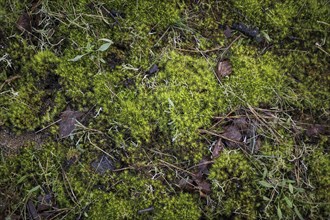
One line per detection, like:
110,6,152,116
0,129,43,155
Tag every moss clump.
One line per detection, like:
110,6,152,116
1,40,64,131
0,141,67,216
208,150,259,219
222,44,287,107
232,0,329,46
281,51,330,110
153,193,201,220
307,148,330,216
92,51,222,162
89,172,201,220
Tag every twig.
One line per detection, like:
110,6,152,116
35,119,62,134
158,159,196,176
175,45,226,53
0,75,21,90
199,129,244,145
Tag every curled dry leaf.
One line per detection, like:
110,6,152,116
216,59,232,78
224,25,232,38
27,200,40,220
59,110,83,138
17,12,31,33
91,155,115,175
306,124,329,137
212,138,224,159
197,180,212,195
223,125,242,141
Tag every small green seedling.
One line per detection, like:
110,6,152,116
69,38,113,62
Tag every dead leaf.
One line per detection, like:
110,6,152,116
91,155,115,175
306,124,329,137
223,125,242,141
179,178,195,192
27,200,40,220
195,158,212,179
216,59,232,78
59,110,83,138
191,158,213,197
197,180,211,195
224,25,232,38
37,194,53,212
17,12,32,33
233,117,249,132
212,138,224,159
146,64,159,77
222,125,242,148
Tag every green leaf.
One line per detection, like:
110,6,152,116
168,98,174,108
27,185,41,194
99,38,113,43
277,205,283,219
284,196,293,208
295,187,305,193
262,167,268,179
17,175,28,184
259,180,273,188
68,54,85,62
261,31,272,42
289,183,294,194
294,206,304,220
97,42,112,52
263,196,270,201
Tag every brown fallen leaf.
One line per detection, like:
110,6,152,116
27,200,41,220
91,155,115,175
216,59,232,78
306,124,329,137
212,138,224,159
59,110,83,138
195,158,211,179
222,125,242,148
179,178,195,192
223,125,242,141
224,25,232,38
17,12,32,33
37,193,53,212
233,117,250,132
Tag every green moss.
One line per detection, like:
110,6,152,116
223,44,287,107
1,0,330,219
92,51,222,162
1,40,64,131
307,148,330,216
281,51,330,110
208,150,259,219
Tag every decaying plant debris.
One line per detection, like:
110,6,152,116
0,0,329,219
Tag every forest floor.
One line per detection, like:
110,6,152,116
0,0,329,219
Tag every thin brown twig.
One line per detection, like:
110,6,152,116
0,75,21,90
199,129,243,145
175,45,225,53
158,159,196,176
187,160,214,171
